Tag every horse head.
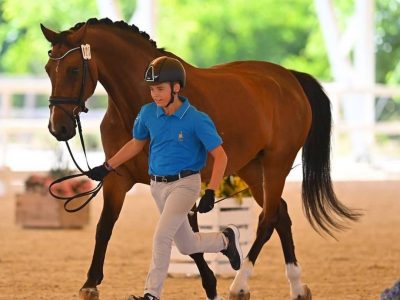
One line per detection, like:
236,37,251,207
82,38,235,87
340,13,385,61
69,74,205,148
41,23,98,141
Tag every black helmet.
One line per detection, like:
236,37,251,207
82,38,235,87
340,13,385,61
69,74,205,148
144,56,186,88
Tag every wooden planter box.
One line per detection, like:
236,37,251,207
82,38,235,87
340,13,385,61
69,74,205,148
168,197,255,278
15,192,90,228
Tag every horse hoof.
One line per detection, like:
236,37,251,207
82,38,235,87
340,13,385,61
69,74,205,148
293,285,312,300
79,287,100,300
229,290,250,300
207,296,224,300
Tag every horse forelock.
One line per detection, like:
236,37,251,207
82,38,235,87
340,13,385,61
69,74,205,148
63,17,164,51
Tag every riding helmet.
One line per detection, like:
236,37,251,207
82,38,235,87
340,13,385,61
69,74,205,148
144,56,186,88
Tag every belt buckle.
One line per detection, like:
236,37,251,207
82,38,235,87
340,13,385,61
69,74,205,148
162,176,168,183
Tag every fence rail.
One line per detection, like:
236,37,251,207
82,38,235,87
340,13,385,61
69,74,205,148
1,77,399,170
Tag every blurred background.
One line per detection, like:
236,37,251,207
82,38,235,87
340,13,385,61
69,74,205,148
0,0,399,188
1,3,399,298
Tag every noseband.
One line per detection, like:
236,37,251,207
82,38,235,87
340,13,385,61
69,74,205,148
48,44,91,114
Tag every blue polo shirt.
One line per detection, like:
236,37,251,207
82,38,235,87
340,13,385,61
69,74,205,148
133,96,222,176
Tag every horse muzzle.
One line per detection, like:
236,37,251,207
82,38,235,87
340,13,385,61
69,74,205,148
48,121,76,141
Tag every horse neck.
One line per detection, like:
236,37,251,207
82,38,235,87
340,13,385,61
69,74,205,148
87,26,163,128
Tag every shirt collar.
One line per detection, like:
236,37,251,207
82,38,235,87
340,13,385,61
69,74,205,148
156,96,191,119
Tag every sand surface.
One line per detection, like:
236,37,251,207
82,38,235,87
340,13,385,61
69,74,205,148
0,181,399,300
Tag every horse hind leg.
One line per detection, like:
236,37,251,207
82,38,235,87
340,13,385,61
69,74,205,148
229,151,299,300
275,199,312,300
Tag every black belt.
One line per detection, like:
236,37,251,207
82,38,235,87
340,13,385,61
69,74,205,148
150,170,199,183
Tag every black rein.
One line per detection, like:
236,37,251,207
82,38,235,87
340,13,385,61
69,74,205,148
47,44,102,212
48,114,103,213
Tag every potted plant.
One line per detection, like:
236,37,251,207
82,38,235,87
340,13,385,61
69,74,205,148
15,147,92,228
206,175,252,203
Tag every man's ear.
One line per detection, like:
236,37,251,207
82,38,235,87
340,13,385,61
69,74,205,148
173,82,181,94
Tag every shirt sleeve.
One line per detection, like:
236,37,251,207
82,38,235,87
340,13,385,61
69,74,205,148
132,106,149,140
194,112,223,151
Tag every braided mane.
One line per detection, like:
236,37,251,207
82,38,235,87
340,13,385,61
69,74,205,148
60,17,163,51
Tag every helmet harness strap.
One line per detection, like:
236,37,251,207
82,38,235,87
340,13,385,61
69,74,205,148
164,82,176,108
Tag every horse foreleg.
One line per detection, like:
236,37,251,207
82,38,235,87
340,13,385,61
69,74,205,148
80,175,129,300
276,199,311,300
188,206,219,300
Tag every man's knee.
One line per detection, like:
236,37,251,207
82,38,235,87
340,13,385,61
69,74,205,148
176,245,193,255
174,233,198,255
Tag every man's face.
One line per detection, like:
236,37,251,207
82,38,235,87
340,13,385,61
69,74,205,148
150,82,172,107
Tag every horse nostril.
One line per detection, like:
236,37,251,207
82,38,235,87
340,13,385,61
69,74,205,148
60,126,68,135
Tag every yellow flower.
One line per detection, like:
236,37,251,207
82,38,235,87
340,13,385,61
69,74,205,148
201,175,252,204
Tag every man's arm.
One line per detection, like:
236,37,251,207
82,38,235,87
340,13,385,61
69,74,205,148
85,138,147,181
207,145,228,190
107,138,148,169
197,144,227,213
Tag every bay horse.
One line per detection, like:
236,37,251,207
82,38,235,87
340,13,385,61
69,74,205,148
41,18,360,300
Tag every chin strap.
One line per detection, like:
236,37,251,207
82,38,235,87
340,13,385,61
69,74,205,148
164,83,176,108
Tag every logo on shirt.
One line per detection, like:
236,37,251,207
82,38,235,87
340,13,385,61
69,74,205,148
135,112,140,122
178,131,184,141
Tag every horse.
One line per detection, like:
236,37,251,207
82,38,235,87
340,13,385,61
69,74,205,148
40,18,360,300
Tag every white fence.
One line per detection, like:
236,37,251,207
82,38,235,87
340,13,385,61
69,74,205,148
0,76,399,169
0,77,107,170
1,77,399,197
324,82,400,134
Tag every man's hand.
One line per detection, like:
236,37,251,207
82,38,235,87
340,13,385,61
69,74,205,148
85,163,112,181
198,189,215,213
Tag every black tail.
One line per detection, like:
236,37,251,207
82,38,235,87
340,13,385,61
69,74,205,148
290,70,361,237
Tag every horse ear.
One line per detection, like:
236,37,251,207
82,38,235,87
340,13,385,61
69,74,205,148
40,24,58,44
67,23,87,45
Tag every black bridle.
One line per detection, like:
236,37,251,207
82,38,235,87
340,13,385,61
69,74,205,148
47,44,103,212
48,44,91,113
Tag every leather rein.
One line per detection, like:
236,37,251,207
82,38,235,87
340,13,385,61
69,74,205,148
47,44,103,212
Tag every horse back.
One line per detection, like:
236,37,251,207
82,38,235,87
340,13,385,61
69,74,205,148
183,60,311,174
